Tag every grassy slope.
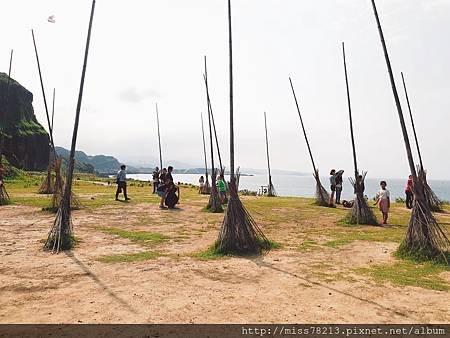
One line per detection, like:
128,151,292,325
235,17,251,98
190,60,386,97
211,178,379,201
3,172,450,291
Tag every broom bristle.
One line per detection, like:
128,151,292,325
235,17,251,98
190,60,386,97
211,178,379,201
418,167,442,213
313,170,330,207
399,182,450,263
44,196,74,253
267,179,276,197
0,184,11,206
38,165,55,194
217,178,270,255
207,169,223,213
47,158,81,212
348,172,378,226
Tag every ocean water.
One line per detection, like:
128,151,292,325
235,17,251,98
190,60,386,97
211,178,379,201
128,173,450,202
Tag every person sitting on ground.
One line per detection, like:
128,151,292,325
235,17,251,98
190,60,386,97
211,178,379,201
156,166,174,209
329,169,336,206
152,167,160,194
217,174,227,204
115,164,130,201
199,175,205,194
405,174,413,209
164,181,180,209
375,180,390,225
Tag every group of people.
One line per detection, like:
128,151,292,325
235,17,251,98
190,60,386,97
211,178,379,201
329,168,392,225
198,174,227,204
115,165,179,209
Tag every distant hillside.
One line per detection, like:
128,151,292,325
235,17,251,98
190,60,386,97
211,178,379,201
55,147,128,174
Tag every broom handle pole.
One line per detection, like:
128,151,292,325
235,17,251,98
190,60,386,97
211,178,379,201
289,77,318,174
228,0,235,183
31,29,56,155
156,102,163,170
4,49,13,107
64,0,96,198
401,72,424,171
371,0,418,182
342,42,358,178
51,88,55,135
203,57,223,172
264,112,272,181
201,113,209,180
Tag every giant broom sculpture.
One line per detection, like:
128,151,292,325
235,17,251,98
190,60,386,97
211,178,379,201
0,49,13,206
371,0,449,261
216,0,270,255
401,72,442,212
204,57,223,212
289,78,330,207
45,0,96,253
263,112,276,197
342,42,378,225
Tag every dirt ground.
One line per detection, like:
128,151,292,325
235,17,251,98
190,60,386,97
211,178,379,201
1,197,449,324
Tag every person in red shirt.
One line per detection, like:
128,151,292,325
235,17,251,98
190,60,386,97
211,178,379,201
405,175,413,209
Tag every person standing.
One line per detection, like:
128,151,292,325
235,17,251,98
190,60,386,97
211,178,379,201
329,169,336,206
152,167,160,194
217,174,227,204
335,170,344,204
199,175,205,194
115,165,130,201
375,181,390,225
405,175,413,209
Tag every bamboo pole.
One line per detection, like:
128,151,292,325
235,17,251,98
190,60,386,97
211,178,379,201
228,0,235,183
370,0,418,183
51,88,56,133
264,112,275,196
342,43,358,179
31,30,55,153
156,102,163,170
203,56,224,172
200,112,210,187
401,72,423,170
342,42,377,225
289,77,317,173
4,49,13,109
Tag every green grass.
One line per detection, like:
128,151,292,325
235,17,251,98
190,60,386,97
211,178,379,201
356,260,450,291
99,227,169,246
297,240,320,252
192,245,228,260
322,226,406,248
97,251,161,263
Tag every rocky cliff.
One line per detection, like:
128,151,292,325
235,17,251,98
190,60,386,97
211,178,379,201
0,72,49,170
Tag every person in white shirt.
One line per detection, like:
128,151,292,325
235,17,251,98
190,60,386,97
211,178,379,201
375,180,390,225
115,164,130,201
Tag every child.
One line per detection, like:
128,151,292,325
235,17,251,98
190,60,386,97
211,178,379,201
216,175,227,204
405,175,413,209
199,175,205,194
375,180,390,225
